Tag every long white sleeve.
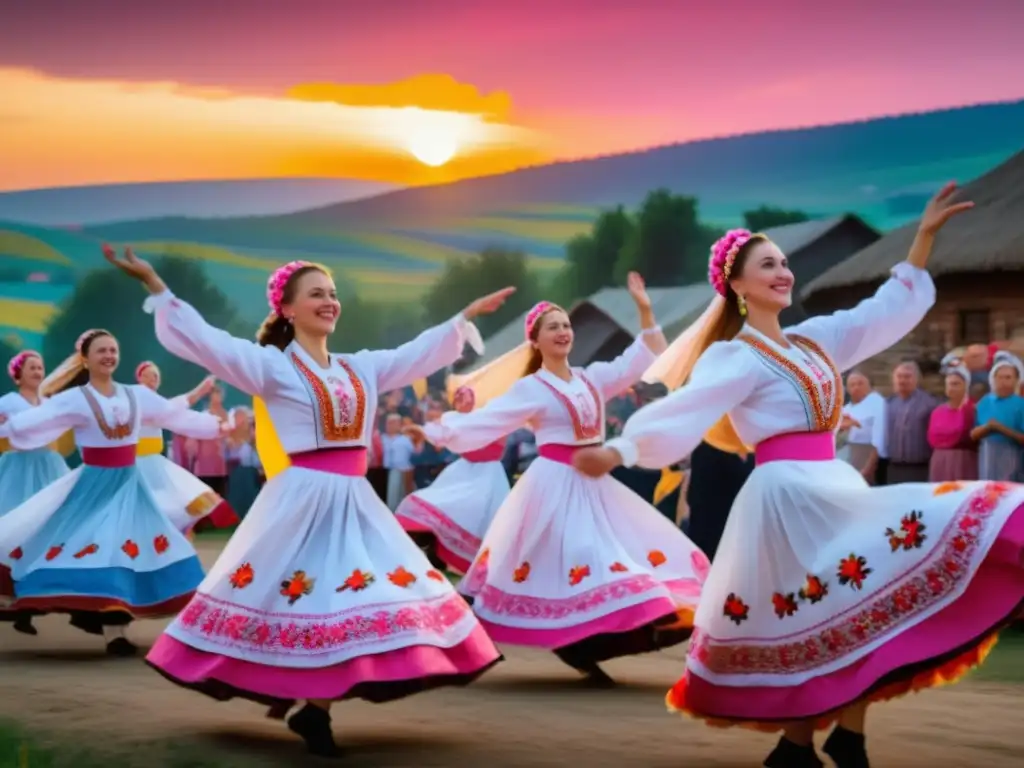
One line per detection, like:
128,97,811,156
584,328,661,399
605,341,760,469
424,377,540,454
135,386,223,440
0,390,86,450
790,262,935,372
144,290,285,397
353,313,483,395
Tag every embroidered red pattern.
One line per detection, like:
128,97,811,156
400,496,481,560
886,510,927,551
80,385,136,440
229,563,255,589
724,593,750,625
73,543,99,559
689,482,1012,676
534,371,604,441
290,353,366,441
837,553,872,590
280,570,315,604
175,591,472,654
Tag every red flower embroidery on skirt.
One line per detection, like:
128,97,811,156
426,569,445,582
798,574,829,604
336,569,374,592
280,570,315,605
73,543,99,559
609,562,629,573
886,510,927,551
837,553,871,590
512,562,531,583
647,550,667,567
8,547,23,560
121,540,140,560
933,481,963,496
153,535,170,555
568,565,591,586
771,591,799,619
388,566,417,588
229,563,255,589
45,545,63,561
475,548,490,568
723,593,750,625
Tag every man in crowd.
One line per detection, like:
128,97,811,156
885,360,940,483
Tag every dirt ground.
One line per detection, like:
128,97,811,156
1,540,1022,767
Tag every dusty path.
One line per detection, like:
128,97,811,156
1,541,1022,767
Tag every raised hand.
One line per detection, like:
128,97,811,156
197,375,217,398
102,244,164,292
403,423,427,443
572,446,622,478
919,182,974,234
626,271,651,310
463,287,517,320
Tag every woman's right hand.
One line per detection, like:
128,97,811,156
102,244,166,293
403,424,427,443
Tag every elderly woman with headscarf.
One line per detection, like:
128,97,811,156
926,354,979,481
972,350,1024,481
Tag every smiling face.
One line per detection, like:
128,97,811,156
281,268,341,337
729,239,794,313
139,364,161,390
533,308,573,363
17,354,45,389
83,334,119,377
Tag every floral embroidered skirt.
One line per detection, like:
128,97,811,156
0,463,204,619
458,455,707,661
137,454,238,534
396,457,510,573
145,465,502,716
668,458,1024,731
0,447,68,518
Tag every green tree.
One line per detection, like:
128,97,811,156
0,338,18,396
42,256,248,402
330,294,424,353
423,247,542,338
615,189,718,286
743,205,810,232
550,207,635,307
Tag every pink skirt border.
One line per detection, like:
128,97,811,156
670,503,1024,725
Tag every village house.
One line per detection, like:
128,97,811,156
802,149,1024,395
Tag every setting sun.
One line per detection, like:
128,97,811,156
406,129,459,167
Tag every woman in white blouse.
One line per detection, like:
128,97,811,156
406,273,710,687
574,185,1024,768
105,247,512,758
0,329,224,657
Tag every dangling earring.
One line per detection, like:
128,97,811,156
737,295,748,317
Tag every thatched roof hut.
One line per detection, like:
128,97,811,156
803,149,1024,300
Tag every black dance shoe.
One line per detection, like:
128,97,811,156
764,736,824,768
12,616,37,635
823,725,870,768
68,612,104,635
287,704,341,758
105,637,138,657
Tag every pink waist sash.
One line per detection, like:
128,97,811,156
462,441,506,463
289,448,368,477
538,443,598,466
81,445,137,468
755,432,836,466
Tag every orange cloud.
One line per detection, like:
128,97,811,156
0,68,546,192
288,74,513,121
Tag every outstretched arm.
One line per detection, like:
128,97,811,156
418,377,541,455
0,390,86,451
135,386,225,440
792,183,971,372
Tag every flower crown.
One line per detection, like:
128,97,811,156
135,361,156,382
524,301,561,341
266,261,314,317
7,350,40,382
75,329,107,356
708,229,767,297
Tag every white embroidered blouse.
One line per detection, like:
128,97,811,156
143,290,481,454
606,263,936,469
424,329,661,454
0,383,221,450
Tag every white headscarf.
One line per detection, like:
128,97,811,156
989,350,1024,391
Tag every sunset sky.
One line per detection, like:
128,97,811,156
3,0,1023,192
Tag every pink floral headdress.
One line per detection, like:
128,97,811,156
135,361,156,382
524,301,561,341
75,329,106,356
7,350,40,382
708,229,763,297
266,260,315,317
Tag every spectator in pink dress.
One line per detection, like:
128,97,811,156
192,383,230,496
927,359,978,481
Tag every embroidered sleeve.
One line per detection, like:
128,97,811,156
143,290,286,397
788,262,935,372
0,389,86,450
134,385,223,439
584,329,660,399
424,376,540,454
353,313,484,395
606,341,759,469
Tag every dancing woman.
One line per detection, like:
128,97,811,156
105,247,511,758
407,273,710,686
0,350,70,636
134,361,238,533
0,330,226,656
396,385,510,573
573,184,1024,767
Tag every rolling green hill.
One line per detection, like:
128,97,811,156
1,101,1022,347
